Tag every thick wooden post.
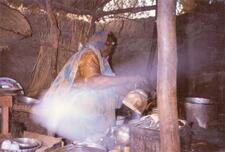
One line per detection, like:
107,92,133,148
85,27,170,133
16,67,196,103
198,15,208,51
156,0,180,152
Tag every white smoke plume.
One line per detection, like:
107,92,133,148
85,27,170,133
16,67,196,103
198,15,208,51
31,85,125,141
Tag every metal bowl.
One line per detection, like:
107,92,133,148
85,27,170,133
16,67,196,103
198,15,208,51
15,96,39,105
0,138,42,152
13,138,42,149
55,143,107,152
0,77,24,95
72,142,107,152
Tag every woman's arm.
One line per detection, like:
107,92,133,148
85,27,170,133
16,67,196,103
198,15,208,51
84,74,147,91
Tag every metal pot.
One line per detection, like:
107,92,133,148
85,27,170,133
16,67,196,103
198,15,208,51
122,89,148,114
184,97,218,129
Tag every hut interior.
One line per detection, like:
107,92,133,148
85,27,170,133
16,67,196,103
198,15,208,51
0,0,224,151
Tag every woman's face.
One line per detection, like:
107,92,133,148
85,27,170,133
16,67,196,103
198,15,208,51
101,41,116,58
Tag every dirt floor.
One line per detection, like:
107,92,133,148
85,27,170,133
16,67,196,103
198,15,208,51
187,126,225,152
190,140,225,152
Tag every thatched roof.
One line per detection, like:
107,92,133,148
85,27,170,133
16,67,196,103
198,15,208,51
0,0,156,19
3,0,106,11
1,0,223,21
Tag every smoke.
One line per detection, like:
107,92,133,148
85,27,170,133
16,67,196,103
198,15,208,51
31,84,128,141
113,54,147,75
113,52,157,92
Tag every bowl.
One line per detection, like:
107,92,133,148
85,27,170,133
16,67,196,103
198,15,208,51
13,138,42,149
1,138,42,152
72,141,107,152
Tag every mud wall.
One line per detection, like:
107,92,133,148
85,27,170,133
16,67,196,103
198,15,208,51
177,3,225,112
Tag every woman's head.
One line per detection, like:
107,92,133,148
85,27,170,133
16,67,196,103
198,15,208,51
89,30,117,58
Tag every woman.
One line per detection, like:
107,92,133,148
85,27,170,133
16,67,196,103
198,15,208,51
32,30,144,141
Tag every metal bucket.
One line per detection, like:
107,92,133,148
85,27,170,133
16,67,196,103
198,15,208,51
184,97,218,129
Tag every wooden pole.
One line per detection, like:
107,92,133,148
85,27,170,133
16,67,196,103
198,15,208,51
156,0,180,152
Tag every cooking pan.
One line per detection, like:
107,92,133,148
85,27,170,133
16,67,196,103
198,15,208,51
14,96,39,105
